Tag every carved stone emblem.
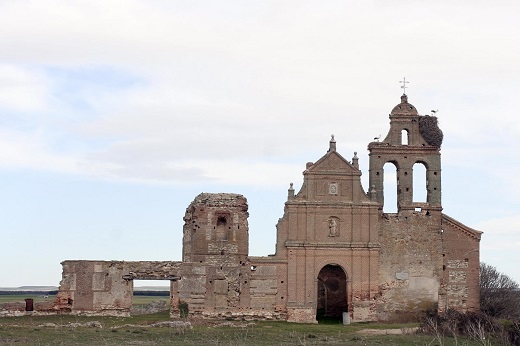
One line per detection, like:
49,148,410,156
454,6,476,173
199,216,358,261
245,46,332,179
329,182,338,195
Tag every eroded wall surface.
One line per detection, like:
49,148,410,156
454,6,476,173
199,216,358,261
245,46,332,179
440,215,481,313
177,194,284,319
377,211,444,321
55,261,181,315
52,95,481,323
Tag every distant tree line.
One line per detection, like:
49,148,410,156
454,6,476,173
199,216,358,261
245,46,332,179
133,290,169,296
0,290,170,297
0,290,58,296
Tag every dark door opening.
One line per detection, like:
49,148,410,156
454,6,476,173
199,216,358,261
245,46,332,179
316,264,347,322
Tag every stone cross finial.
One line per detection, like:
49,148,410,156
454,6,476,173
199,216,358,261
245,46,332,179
399,77,409,94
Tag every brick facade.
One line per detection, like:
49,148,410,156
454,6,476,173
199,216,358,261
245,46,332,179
53,94,481,322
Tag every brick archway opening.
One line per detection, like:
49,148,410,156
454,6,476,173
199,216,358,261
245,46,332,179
316,264,348,322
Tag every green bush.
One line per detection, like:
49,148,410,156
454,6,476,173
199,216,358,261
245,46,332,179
178,301,189,318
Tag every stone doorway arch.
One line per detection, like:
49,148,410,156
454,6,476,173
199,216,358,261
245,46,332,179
316,264,348,321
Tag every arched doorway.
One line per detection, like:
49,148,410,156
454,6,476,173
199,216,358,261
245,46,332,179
316,264,348,321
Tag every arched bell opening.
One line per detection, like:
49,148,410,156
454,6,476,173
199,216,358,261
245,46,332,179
413,162,427,203
383,162,398,213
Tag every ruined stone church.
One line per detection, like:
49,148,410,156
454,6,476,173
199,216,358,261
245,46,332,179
55,94,482,323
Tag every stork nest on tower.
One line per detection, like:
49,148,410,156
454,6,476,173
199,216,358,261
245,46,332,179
419,115,443,147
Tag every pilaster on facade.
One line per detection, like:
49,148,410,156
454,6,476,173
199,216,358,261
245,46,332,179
47,93,481,323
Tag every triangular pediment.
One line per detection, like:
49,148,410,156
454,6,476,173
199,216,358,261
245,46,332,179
306,151,359,174
442,214,482,241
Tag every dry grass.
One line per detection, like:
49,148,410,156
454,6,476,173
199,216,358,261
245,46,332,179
0,294,55,304
0,311,489,346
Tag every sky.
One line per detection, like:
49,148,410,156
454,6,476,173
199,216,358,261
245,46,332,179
0,0,519,288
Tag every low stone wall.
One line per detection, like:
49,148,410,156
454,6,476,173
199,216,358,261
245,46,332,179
131,300,168,316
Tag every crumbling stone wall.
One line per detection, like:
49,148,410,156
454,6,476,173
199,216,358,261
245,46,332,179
377,211,444,321
177,193,284,320
178,193,282,319
0,299,58,317
183,193,248,266
55,260,181,316
50,94,481,324
54,194,285,321
440,215,481,312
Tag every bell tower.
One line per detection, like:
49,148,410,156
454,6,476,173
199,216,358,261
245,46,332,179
368,94,443,213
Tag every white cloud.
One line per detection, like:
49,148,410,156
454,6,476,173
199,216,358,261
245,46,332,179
0,64,50,112
0,129,78,171
0,3,518,188
0,1,519,189
477,215,520,236
477,215,520,283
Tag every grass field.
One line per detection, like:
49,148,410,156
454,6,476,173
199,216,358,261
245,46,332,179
132,295,169,307
0,294,55,304
0,309,490,345
0,295,493,345
0,294,169,305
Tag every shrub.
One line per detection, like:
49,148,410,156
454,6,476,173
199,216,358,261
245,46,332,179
480,263,520,320
421,310,520,345
178,301,189,318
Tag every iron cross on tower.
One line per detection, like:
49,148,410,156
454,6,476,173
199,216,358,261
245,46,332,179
399,77,409,94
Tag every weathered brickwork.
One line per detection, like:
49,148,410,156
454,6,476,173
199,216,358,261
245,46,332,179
55,261,181,316
48,94,481,323
440,215,481,312
376,212,444,320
